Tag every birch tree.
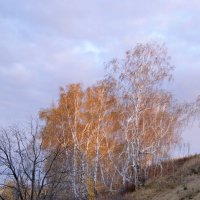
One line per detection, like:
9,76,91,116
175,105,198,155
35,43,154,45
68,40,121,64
105,43,191,189
40,84,90,199
84,81,117,195
39,43,196,194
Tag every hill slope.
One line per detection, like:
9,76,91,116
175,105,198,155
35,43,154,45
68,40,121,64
124,154,200,200
100,154,200,200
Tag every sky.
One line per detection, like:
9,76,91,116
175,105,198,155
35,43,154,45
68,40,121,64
0,0,200,154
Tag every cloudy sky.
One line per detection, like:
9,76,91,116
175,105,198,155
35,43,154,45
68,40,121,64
0,0,200,154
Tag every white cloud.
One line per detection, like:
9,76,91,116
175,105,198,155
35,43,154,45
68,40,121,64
0,0,200,153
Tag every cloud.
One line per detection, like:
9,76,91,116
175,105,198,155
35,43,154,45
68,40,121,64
0,0,200,153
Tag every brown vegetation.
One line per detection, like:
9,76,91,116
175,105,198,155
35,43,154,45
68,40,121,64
112,154,200,200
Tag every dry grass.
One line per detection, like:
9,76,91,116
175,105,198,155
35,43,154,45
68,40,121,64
123,154,200,200
97,154,200,200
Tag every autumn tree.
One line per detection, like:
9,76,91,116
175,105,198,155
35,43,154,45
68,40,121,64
40,84,90,199
104,43,192,189
84,80,118,195
40,82,118,198
39,43,196,195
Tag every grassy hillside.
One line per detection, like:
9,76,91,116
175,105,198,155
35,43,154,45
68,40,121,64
99,154,200,200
